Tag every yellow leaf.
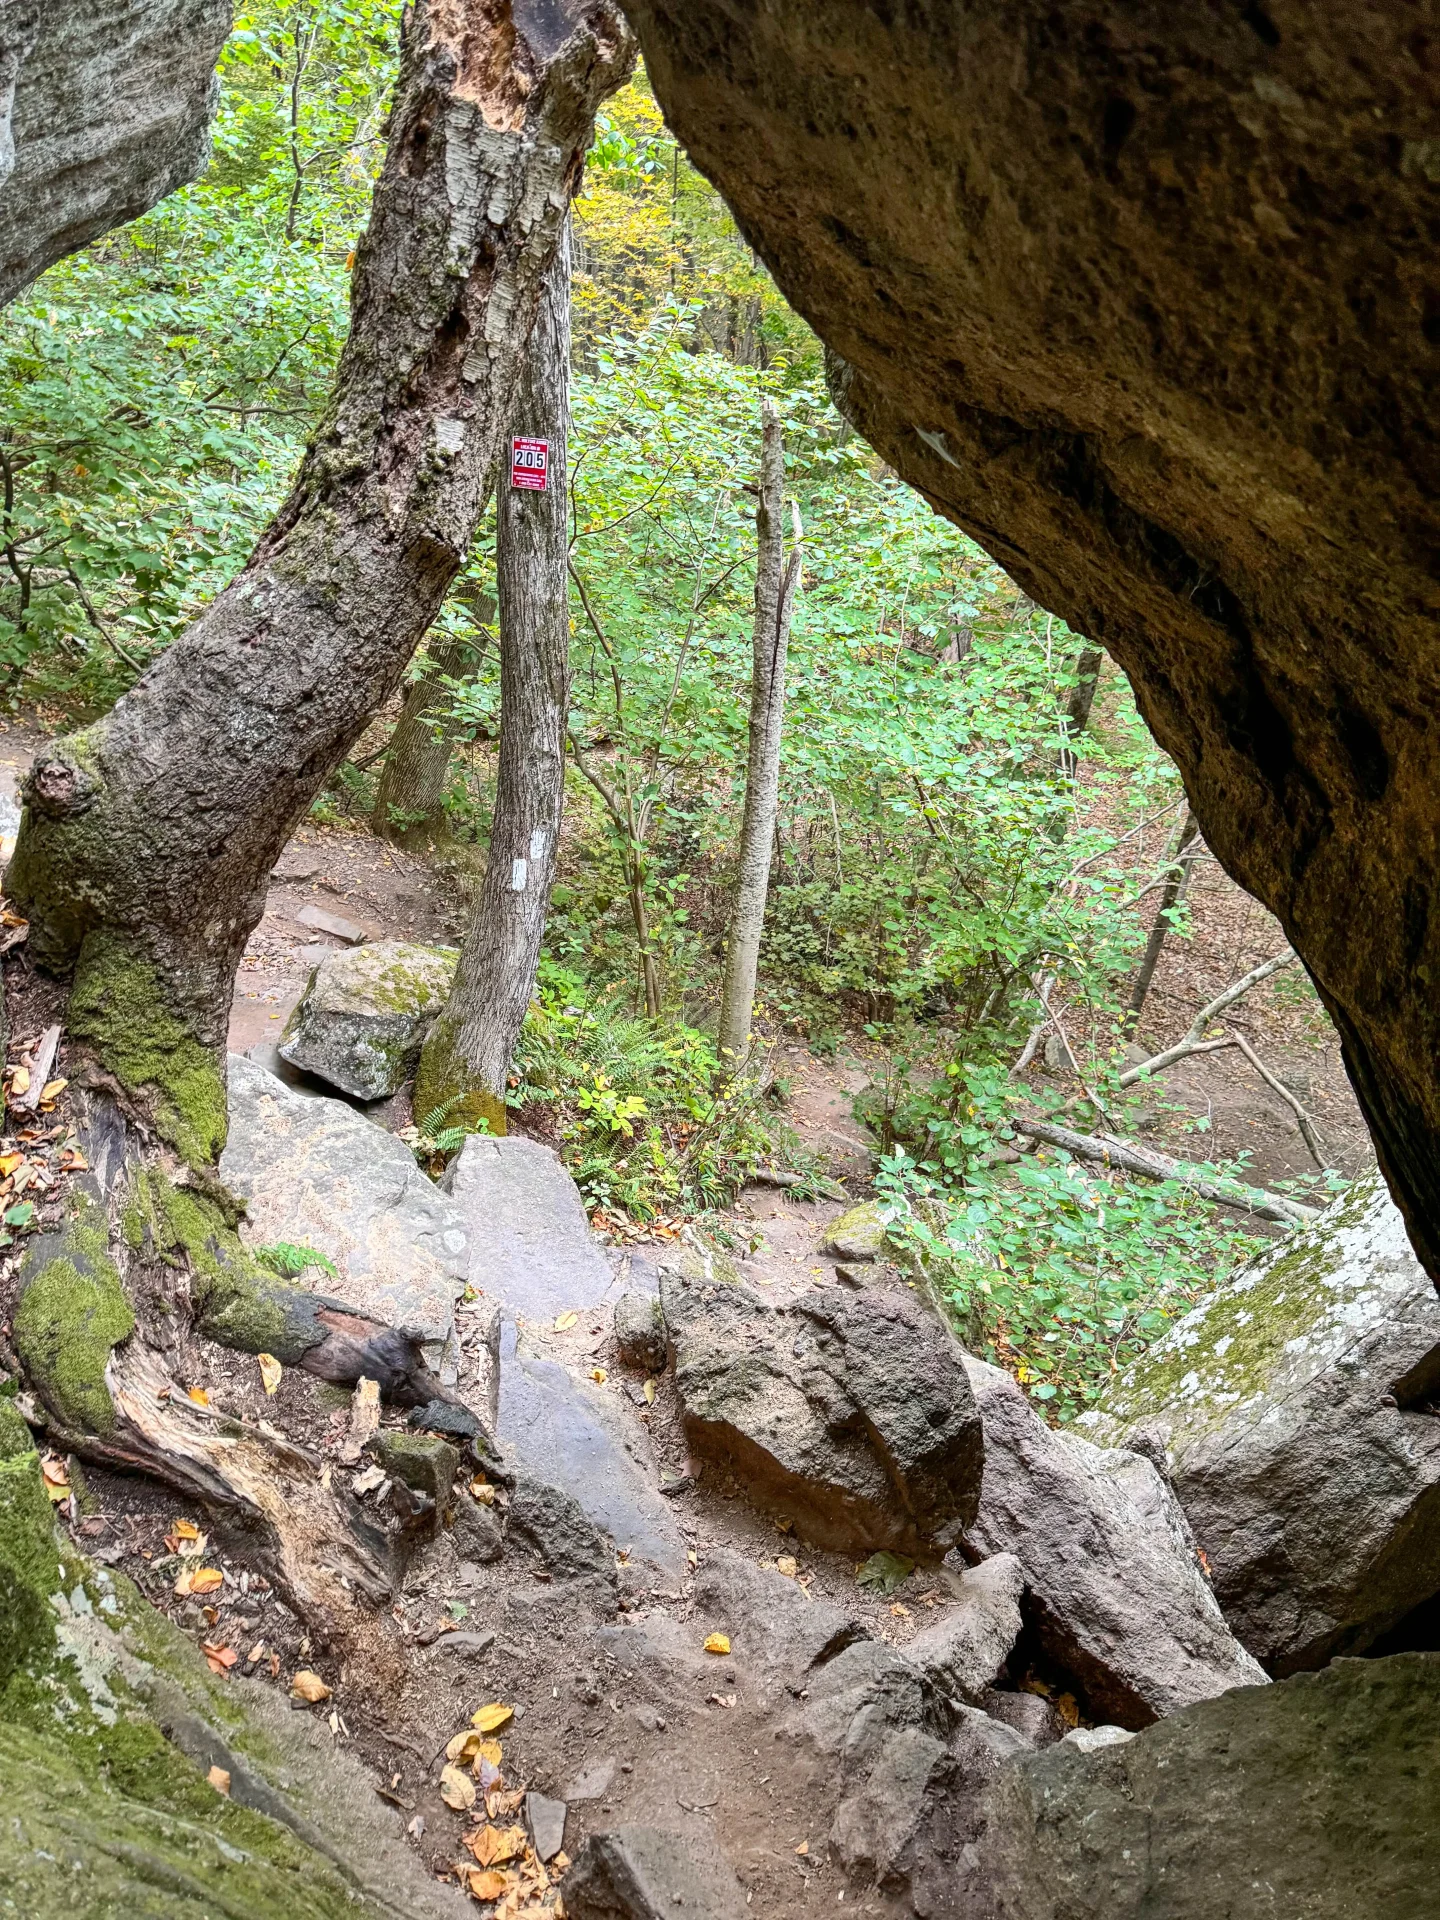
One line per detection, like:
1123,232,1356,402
39,1078,66,1103
257,1352,283,1395
207,1765,231,1795
9,1066,28,1095
446,1730,484,1763
703,1633,731,1656
189,1566,224,1594
776,1556,797,1579
440,1763,477,1810
465,1867,512,1901
291,1669,332,1703
473,1738,503,1770
471,1702,514,1733
470,1478,496,1506
0,1151,23,1176
589,1367,607,1385
553,1311,578,1331
643,1378,656,1405
173,1518,201,1541
470,1823,527,1867
795,1841,809,1856
187,1386,211,1407
174,1569,194,1597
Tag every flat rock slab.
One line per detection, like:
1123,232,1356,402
280,940,457,1100
497,1324,685,1577
565,1826,749,1920
973,1653,1440,1919
661,1248,983,1552
221,1054,468,1364
1082,1173,1440,1671
964,1354,1268,1728
297,903,369,945
445,1134,619,1323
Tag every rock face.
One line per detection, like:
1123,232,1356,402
0,0,230,304
973,1654,1440,1919
905,1553,1025,1705
1082,1175,1440,1673
444,1133,619,1323
661,1252,984,1552
620,0,1440,1285
280,941,457,1100
220,1054,472,1380
565,1825,749,1920
963,1355,1268,1727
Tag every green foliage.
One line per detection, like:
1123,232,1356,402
253,1240,338,1279
856,1550,914,1595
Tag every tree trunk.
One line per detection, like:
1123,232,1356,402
416,223,573,1136
372,628,485,845
4,0,633,1169
1122,808,1201,1036
1057,643,1104,779
717,400,801,1062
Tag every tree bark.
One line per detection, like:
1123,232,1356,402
717,400,800,1062
1122,808,1201,1036
1057,643,1104,780
5,0,634,1168
372,628,485,845
416,223,573,1136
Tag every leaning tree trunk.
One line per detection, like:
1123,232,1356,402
716,400,801,1062
416,225,573,1136
5,0,634,1170
1123,808,1202,1037
372,629,484,845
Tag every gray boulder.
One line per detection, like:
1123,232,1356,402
819,1200,887,1262
1081,1174,1440,1673
963,1355,1267,1727
565,1825,749,1920
973,1654,1440,1919
905,1553,1025,1704
661,1250,983,1552
507,1468,616,1583
220,1054,476,1389
690,1549,866,1707
445,1132,619,1323
279,940,457,1100
0,0,230,304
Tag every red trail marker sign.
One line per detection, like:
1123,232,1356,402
511,436,550,491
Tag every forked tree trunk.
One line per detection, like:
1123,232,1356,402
416,224,573,1135
5,0,633,1168
373,628,484,846
717,400,801,1062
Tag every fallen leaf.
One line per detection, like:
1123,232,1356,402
203,1642,238,1674
9,1066,29,1095
351,1462,387,1496
465,1867,512,1901
447,1730,483,1764
471,1702,514,1734
890,1602,911,1619
190,1566,224,1594
440,1763,477,1811
553,1311,578,1331
257,1352,283,1396
469,1824,528,1868
0,1151,22,1177
776,1556,797,1579
291,1669,332,1704
703,1632,731,1656
207,1765,231,1795
40,1455,69,1503
186,1386,211,1408
39,1078,66,1103
1055,1692,1080,1729
856,1551,913,1596
246,1641,265,1665
552,1852,570,1874
589,1367,607,1385
795,1841,809,1856
643,1378,656,1405
470,1478,496,1506
173,1518,201,1541
475,1739,503,1767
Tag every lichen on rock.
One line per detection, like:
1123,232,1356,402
280,939,458,1100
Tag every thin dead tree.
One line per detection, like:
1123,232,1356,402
5,1,634,1170
1056,643,1104,781
717,399,802,1061
1122,807,1202,1036
416,225,573,1135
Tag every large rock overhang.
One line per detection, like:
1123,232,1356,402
0,0,232,305
621,0,1440,1282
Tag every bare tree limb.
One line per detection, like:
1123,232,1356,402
1119,950,1299,1085
1229,1031,1328,1169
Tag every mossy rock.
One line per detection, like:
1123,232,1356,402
13,1201,134,1435
0,1401,61,1689
369,1429,459,1506
819,1200,888,1263
280,939,457,1099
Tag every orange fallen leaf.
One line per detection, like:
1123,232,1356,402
9,1066,29,1095
291,1669,332,1703
589,1367,607,1385
189,1566,224,1594
203,1642,238,1675
471,1702,514,1734
0,1151,23,1177
795,1841,809,1856
173,1519,202,1541
186,1386,211,1408
40,1455,69,1503
257,1352,283,1395
703,1633,731,1655
465,1867,512,1901
440,1763,477,1810
39,1078,66,1103
207,1764,231,1794
469,1823,528,1868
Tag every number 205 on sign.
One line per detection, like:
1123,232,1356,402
511,437,549,490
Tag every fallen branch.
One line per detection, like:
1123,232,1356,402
1011,1114,1318,1226
1229,1031,1327,1169
11,1022,62,1113
1118,951,1299,1086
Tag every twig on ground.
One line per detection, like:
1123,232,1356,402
11,1022,61,1113
1229,1032,1327,1168
1010,1113,1317,1226
1118,951,1299,1086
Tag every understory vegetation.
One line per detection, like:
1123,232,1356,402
0,3,1346,1422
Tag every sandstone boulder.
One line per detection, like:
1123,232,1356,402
279,940,457,1100
220,1055,475,1387
973,1654,1440,1919
1082,1175,1440,1673
661,1251,983,1552
963,1355,1267,1727
819,1200,887,1262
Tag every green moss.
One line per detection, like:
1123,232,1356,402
370,1430,458,1503
67,927,228,1167
413,1014,508,1137
13,1203,134,1435
0,1434,61,1689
